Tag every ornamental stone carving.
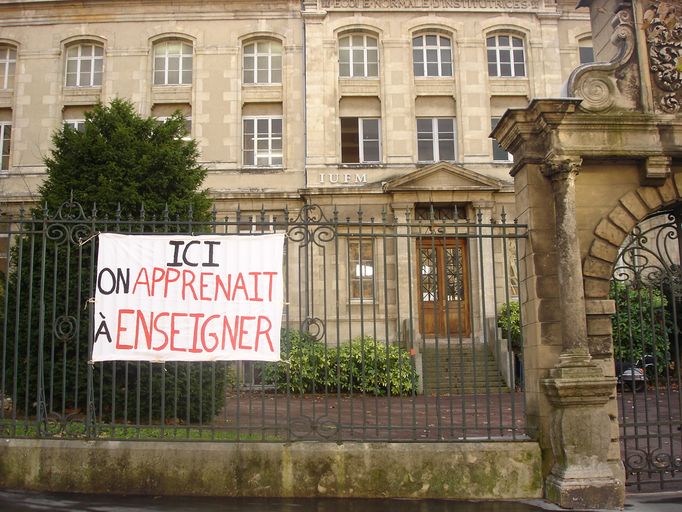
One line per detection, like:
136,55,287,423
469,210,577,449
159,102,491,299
567,5,639,112
644,1,682,114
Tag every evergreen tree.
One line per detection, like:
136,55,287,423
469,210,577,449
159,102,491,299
4,99,225,428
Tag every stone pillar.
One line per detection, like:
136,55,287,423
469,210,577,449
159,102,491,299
541,158,624,510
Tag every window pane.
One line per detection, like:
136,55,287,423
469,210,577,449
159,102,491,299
513,49,524,63
367,62,378,77
499,36,509,46
512,37,523,48
500,63,511,76
514,63,525,77
168,69,179,84
418,140,433,161
441,62,452,76
427,62,438,76
579,46,594,64
257,69,268,83
339,62,350,77
425,35,437,46
272,118,282,134
244,69,254,83
499,50,510,63
413,36,423,46
341,117,360,163
363,140,380,162
362,118,379,139
439,139,455,160
353,61,364,77
272,69,282,83
441,37,451,47
244,44,255,54
339,36,350,48
366,37,377,48
182,69,192,84
352,35,363,46
414,61,424,76
417,118,432,133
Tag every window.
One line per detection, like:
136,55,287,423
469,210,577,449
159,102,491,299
65,43,104,87
339,34,378,78
417,118,456,162
64,119,86,132
0,46,16,90
1,122,11,171
153,41,192,86
579,42,594,64
349,238,374,301
490,117,512,162
243,40,282,84
237,212,277,233
243,117,282,167
341,117,380,163
486,34,525,77
413,35,452,77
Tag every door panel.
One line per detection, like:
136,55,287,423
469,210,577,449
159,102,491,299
418,238,470,337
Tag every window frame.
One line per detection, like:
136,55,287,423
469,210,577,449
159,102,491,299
490,117,513,163
153,40,193,86
242,116,283,168
416,117,457,163
486,34,526,78
0,46,16,90
412,34,453,78
64,119,86,132
340,117,381,164
65,42,104,88
0,122,11,172
243,39,283,85
348,237,375,302
339,33,379,78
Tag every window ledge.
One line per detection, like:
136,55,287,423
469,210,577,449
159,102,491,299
240,166,285,173
338,163,385,169
63,86,102,105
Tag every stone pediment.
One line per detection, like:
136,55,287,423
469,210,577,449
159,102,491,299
382,162,504,192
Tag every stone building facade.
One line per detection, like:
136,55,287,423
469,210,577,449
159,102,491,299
0,0,592,348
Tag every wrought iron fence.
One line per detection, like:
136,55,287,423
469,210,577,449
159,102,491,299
0,199,527,443
612,207,682,490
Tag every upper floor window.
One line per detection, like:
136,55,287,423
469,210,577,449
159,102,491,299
341,117,380,163
243,116,282,168
65,43,103,87
413,35,452,77
243,40,282,84
417,118,456,162
0,46,16,90
153,40,192,86
64,119,86,132
339,34,378,78
491,117,512,162
486,34,525,77
1,122,11,172
579,39,595,64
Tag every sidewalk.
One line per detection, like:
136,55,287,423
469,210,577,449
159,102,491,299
1,490,681,511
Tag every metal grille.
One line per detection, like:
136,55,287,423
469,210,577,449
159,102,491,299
612,208,682,490
0,200,527,443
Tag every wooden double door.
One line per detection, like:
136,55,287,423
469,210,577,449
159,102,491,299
417,238,470,337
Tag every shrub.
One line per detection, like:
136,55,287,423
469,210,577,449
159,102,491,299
498,301,522,354
265,332,417,396
610,281,671,364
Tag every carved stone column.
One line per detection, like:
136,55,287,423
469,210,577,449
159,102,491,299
541,158,623,510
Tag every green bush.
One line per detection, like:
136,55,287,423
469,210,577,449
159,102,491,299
611,281,671,364
265,332,417,396
498,301,522,354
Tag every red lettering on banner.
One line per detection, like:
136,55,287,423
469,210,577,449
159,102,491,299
164,268,181,298
238,315,255,349
201,314,221,352
132,268,151,295
264,271,277,301
255,315,274,352
153,312,169,351
116,309,135,349
169,312,187,352
232,273,248,301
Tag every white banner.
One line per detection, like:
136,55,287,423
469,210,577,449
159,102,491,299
92,233,284,362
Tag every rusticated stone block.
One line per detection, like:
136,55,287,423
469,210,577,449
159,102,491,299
583,256,613,279
637,187,663,211
589,239,619,264
587,315,613,336
585,299,616,315
607,205,637,234
594,218,626,247
619,191,648,221
584,277,611,299
658,177,678,204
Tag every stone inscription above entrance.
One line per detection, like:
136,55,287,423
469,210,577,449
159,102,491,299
317,172,368,185
318,0,541,11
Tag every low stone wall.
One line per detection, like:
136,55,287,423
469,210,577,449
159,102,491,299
0,439,542,499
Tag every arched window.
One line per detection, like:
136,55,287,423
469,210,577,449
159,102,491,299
486,34,526,77
153,40,193,86
0,45,16,90
339,34,378,78
412,34,453,77
243,40,282,84
65,42,104,87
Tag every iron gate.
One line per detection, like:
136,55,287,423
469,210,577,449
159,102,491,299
612,207,682,490
0,199,527,443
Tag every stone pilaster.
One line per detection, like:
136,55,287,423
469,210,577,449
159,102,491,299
541,158,623,510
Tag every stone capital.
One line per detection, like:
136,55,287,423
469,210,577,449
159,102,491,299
541,157,583,181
